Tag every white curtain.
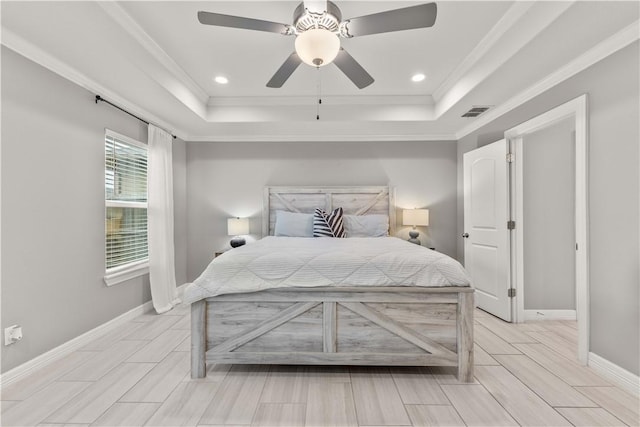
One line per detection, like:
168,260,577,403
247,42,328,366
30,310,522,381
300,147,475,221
148,124,180,313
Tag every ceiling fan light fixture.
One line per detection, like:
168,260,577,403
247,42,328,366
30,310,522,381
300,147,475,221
295,28,340,67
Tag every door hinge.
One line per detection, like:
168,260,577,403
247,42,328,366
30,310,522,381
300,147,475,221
506,153,514,163
507,220,515,230
508,288,516,298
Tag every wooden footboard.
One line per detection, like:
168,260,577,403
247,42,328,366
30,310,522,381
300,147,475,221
191,287,474,382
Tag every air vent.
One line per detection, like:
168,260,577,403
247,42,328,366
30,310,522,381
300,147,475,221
462,106,491,118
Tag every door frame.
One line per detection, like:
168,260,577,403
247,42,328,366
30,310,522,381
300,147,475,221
504,94,589,364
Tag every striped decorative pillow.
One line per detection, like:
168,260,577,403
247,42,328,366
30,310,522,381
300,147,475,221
313,207,346,238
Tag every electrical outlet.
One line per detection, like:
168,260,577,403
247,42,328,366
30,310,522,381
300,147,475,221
4,325,23,346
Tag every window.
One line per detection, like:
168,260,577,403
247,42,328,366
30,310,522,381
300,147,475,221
104,130,148,285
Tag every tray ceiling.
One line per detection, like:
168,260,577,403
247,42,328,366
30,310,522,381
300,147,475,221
1,1,638,141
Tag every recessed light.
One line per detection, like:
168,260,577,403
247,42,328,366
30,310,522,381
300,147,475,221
411,73,426,82
214,76,229,84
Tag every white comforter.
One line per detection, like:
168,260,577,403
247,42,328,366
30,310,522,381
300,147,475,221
183,237,472,304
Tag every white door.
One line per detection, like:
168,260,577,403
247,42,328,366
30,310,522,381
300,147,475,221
463,139,512,321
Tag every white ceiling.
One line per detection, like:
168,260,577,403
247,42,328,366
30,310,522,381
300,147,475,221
1,1,638,141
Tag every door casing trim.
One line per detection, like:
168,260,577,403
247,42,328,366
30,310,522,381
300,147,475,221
504,94,589,365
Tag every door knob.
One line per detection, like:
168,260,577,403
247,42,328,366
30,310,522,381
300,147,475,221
462,233,469,238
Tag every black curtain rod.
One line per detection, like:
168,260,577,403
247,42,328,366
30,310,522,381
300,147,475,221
95,95,177,139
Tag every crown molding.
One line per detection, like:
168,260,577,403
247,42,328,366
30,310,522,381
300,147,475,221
186,132,457,143
435,1,574,119
206,95,436,123
1,29,188,140
455,20,640,140
96,1,209,105
96,2,209,120
432,1,534,102
208,95,435,107
4,4,635,144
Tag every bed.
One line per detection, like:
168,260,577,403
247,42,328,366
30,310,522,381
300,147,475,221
184,186,474,382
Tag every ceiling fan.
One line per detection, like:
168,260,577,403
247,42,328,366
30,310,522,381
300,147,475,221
198,1,437,89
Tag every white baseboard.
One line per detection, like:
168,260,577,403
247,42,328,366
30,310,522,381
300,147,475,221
0,283,191,389
588,352,640,397
524,309,577,321
0,299,153,388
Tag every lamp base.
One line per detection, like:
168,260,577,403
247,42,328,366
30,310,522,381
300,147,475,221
408,230,421,245
230,236,246,248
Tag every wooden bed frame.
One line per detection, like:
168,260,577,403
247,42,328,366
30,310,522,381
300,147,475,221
191,186,474,382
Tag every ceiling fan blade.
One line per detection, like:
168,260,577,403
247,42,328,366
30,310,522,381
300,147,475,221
344,3,437,37
304,0,328,14
266,52,303,88
333,48,374,89
198,11,291,34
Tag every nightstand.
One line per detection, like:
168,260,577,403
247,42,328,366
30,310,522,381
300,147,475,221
213,249,230,259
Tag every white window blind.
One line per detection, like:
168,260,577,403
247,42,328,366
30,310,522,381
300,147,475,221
105,130,148,271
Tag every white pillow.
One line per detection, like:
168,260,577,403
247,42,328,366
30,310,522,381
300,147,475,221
274,210,314,237
343,214,389,237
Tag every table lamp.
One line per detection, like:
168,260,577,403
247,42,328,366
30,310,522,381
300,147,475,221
228,217,249,248
402,209,429,245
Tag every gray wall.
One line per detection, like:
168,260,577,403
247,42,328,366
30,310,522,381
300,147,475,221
185,141,459,282
1,47,187,372
457,42,639,374
523,119,575,310
3,33,637,381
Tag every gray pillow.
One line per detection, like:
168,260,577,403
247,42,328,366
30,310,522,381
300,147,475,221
343,214,389,237
274,210,314,237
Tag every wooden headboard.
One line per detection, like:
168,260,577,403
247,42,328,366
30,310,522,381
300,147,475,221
262,185,396,237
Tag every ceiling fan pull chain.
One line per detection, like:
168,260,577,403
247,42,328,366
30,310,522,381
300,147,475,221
316,66,322,120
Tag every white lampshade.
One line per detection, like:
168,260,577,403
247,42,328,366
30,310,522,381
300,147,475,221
294,28,340,67
227,217,249,236
402,209,429,227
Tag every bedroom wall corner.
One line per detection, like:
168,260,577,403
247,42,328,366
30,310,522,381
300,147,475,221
0,46,152,373
456,42,640,375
